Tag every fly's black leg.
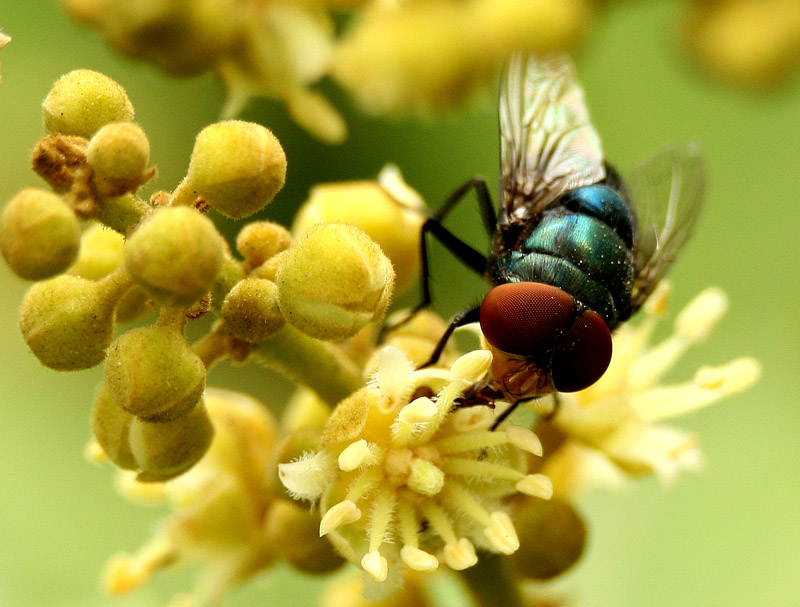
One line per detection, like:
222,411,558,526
384,178,495,336
418,306,480,368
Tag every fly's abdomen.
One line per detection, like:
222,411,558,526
496,184,635,330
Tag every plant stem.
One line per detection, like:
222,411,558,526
252,325,362,406
459,553,524,607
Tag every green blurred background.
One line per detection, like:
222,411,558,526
0,2,798,606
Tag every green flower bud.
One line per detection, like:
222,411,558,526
113,285,154,324
264,499,344,574
185,120,286,218
104,324,206,421
42,69,134,138
277,223,394,341
87,122,151,196
19,271,132,370
0,188,80,280
509,497,586,580
128,400,214,482
124,206,225,307
235,221,291,271
221,278,285,342
91,384,137,470
292,165,425,293
68,222,124,280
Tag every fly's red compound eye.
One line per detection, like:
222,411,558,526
479,282,577,357
551,309,612,392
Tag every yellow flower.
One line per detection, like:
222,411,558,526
279,346,552,601
99,389,281,606
540,284,761,497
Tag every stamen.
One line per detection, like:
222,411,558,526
392,396,437,446
635,357,761,422
483,511,520,555
415,381,467,444
361,550,388,582
505,426,543,456
400,545,439,572
441,481,491,527
103,536,177,594
442,538,478,570
675,287,728,341
397,500,421,548
440,457,526,482
338,439,374,471
319,499,362,536
367,485,397,553
399,396,437,423
449,350,492,382
419,500,458,545
434,430,510,454
345,466,383,502
516,473,553,499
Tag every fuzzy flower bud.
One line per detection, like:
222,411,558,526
42,69,134,138
124,206,225,307
277,223,394,341
68,222,123,280
91,384,137,471
510,498,586,580
104,325,206,421
185,121,287,219
87,122,152,196
236,221,292,273
221,277,285,342
19,271,132,370
0,188,81,280
291,165,424,293
128,400,214,482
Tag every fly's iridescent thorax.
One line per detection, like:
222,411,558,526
488,181,636,331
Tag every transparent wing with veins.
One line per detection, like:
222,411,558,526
499,52,606,225
626,143,705,314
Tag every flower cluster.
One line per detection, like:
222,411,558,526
58,0,590,141
53,0,800,147
1,69,411,482
0,65,761,607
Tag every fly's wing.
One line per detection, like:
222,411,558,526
627,143,705,314
499,52,606,224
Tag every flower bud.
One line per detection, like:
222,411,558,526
43,69,134,138
105,325,206,421
292,165,424,293
277,223,394,341
509,497,586,580
19,272,131,370
91,384,137,470
264,499,344,574
235,221,291,271
0,188,80,280
186,121,286,218
87,122,151,196
128,400,214,482
67,222,124,280
124,206,225,307
221,277,285,342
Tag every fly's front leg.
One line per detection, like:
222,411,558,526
383,178,495,340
